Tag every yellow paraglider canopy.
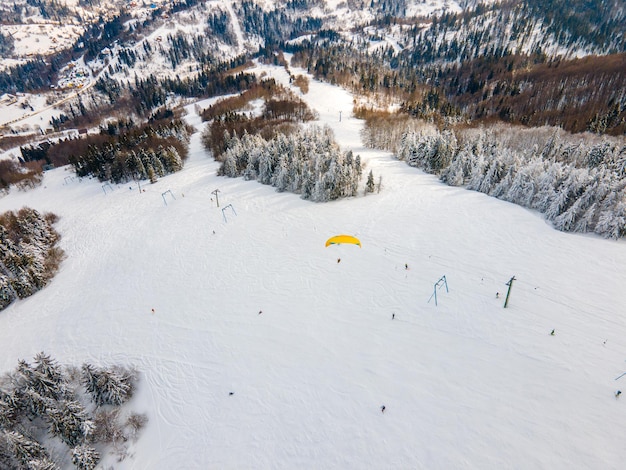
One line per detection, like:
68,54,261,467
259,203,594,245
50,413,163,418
325,235,361,248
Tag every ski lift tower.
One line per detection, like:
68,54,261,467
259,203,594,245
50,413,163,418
211,189,221,207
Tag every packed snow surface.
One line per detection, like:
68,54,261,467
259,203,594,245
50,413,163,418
0,62,625,469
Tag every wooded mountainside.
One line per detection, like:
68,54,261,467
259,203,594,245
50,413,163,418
0,0,624,236
1,0,623,135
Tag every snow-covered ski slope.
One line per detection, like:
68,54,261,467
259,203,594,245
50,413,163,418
1,61,625,469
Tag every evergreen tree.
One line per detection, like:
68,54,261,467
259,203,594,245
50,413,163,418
45,399,92,447
2,430,51,469
27,458,59,470
81,364,134,407
0,272,16,310
71,444,100,470
21,388,48,418
0,390,18,428
165,146,184,173
147,165,157,184
530,161,562,212
595,198,626,239
366,170,375,194
272,157,290,193
32,353,65,399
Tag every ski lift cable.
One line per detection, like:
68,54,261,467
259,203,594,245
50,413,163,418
413,251,623,328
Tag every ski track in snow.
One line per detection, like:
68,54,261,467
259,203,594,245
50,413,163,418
0,61,625,468
224,0,246,54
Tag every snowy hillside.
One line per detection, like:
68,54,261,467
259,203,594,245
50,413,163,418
0,61,625,468
2,0,624,141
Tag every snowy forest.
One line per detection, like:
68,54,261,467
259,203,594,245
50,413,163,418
0,208,64,311
218,126,365,202
362,120,626,238
2,0,622,136
67,120,191,184
198,77,365,202
0,0,624,231
0,352,146,470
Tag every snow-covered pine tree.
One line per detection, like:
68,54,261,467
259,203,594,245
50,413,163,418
127,151,144,180
222,129,232,151
285,149,301,194
99,367,135,406
25,457,60,470
10,267,35,299
2,430,52,469
539,129,560,160
409,132,431,169
398,130,416,164
489,160,514,199
432,129,458,172
15,208,51,247
366,170,375,194
19,242,46,291
544,167,589,221
258,138,279,185
0,389,18,428
81,364,135,407
32,353,65,399
21,389,48,418
585,141,613,168
477,159,505,195
0,269,16,310
81,364,99,404
573,202,599,233
530,161,563,212
466,153,488,192
221,153,238,178
147,165,157,184
0,432,12,468
507,157,550,207
14,359,34,389
71,444,100,470
165,146,184,173
553,172,601,232
235,132,255,174
45,399,92,447
272,156,290,193
242,143,264,181
325,154,343,200
343,150,358,197
441,146,473,187
595,194,626,239
150,150,166,178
